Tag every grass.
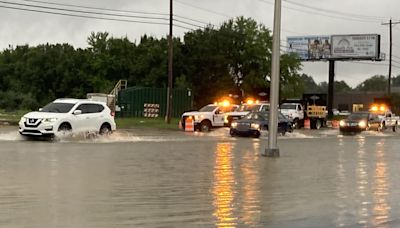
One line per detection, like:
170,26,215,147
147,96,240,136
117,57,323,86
0,109,182,130
0,109,29,125
115,117,181,130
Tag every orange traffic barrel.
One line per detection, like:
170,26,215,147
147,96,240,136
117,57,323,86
332,120,339,129
185,117,194,132
304,118,310,129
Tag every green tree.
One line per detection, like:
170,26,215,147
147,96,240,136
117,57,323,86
182,17,301,107
355,75,387,91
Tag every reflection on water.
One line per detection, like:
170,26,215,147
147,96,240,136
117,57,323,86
356,136,369,226
239,142,261,226
213,143,236,227
335,137,347,227
372,139,390,227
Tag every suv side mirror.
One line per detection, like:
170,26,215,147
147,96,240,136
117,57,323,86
73,110,82,115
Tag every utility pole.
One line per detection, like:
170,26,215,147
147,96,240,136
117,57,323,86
263,0,281,157
382,19,400,95
165,0,173,123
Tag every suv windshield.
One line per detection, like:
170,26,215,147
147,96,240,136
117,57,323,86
40,102,75,113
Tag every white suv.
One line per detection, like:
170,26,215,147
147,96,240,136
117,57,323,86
19,98,116,137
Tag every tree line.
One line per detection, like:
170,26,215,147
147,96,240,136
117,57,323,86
0,16,398,111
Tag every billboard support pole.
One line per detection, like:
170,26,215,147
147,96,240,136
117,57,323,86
165,0,173,123
328,60,335,118
263,0,281,158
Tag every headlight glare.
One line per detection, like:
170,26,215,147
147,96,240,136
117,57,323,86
251,123,260,129
339,120,346,127
231,122,237,128
358,121,367,128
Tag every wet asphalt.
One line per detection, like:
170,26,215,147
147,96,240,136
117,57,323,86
1,126,400,227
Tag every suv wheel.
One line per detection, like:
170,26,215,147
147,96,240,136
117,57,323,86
99,124,112,135
58,123,72,135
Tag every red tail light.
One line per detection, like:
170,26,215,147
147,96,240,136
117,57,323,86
111,111,115,117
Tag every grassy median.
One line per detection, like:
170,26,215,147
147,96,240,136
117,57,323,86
115,117,181,130
1,109,182,130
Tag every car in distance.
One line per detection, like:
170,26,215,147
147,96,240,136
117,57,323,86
339,111,381,133
19,98,116,138
230,111,293,138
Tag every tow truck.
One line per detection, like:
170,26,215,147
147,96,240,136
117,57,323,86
223,99,270,127
180,100,238,132
369,103,399,132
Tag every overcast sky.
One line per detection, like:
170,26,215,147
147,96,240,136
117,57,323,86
1,0,399,87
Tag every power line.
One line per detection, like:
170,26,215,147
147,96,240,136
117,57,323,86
22,0,169,16
0,4,194,30
256,0,387,24
175,0,231,19
284,0,388,21
22,0,211,26
0,1,169,21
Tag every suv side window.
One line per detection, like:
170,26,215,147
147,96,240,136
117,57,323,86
77,104,90,114
87,104,104,113
76,104,104,114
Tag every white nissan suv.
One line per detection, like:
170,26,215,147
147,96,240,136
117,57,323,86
19,98,116,137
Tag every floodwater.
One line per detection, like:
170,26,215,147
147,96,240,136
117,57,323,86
1,126,400,227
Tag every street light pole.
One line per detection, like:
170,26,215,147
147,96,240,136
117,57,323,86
263,0,281,157
165,0,173,123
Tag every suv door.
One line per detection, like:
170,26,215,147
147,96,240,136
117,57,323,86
73,103,99,132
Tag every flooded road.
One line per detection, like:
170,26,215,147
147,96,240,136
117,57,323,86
1,126,400,227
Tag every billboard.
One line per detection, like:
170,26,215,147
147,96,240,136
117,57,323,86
287,34,381,61
287,36,331,61
331,34,380,59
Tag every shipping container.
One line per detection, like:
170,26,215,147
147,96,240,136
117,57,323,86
117,87,193,118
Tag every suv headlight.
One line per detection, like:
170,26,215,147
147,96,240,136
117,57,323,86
19,117,27,123
358,121,366,128
231,122,238,128
339,120,346,127
43,118,58,123
251,123,260,130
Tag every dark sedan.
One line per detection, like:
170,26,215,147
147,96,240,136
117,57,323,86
230,111,293,138
339,111,381,133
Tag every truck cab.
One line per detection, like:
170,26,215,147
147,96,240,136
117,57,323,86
280,102,304,129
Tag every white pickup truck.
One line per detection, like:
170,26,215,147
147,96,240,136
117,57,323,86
181,104,238,131
279,102,304,129
372,109,399,132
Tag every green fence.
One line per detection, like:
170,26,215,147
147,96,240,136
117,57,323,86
117,87,193,118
